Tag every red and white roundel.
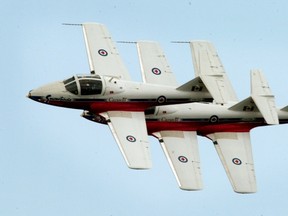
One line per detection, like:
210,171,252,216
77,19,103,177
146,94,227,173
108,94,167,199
178,156,188,163
151,67,161,75
98,49,108,56
232,158,242,165
126,135,136,142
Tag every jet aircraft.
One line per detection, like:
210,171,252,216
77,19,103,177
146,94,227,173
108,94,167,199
28,23,287,193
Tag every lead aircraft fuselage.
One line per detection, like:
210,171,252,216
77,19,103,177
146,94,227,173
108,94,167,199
28,74,211,113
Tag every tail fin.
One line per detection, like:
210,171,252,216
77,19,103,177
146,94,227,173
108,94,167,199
176,77,213,102
229,70,279,125
176,77,207,92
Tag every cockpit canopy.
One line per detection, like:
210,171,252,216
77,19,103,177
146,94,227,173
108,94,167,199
63,75,103,95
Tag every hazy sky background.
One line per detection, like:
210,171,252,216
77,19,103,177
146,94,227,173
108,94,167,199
2,0,288,215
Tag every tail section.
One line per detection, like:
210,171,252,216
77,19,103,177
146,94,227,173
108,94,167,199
176,77,213,102
229,70,279,125
176,77,208,93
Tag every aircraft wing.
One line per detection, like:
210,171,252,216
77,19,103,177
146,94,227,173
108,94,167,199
82,23,131,80
154,131,203,190
101,111,152,169
137,41,178,86
190,41,238,104
207,132,257,193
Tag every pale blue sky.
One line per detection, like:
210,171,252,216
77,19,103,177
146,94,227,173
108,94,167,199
2,0,288,215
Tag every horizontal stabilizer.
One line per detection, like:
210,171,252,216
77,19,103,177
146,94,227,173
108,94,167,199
102,111,152,169
189,41,238,104
137,41,178,86
251,70,279,124
207,132,257,193
154,131,203,191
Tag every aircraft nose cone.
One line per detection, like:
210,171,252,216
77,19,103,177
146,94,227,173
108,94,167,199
27,90,32,98
27,87,50,103
27,81,68,104
27,89,42,102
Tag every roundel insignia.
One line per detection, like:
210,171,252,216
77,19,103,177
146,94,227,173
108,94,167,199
126,135,136,142
151,67,161,75
157,96,166,104
232,158,242,165
209,115,219,123
98,49,108,56
178,156,188,163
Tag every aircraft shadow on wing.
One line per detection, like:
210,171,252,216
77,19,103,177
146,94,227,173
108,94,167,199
28,23,288,194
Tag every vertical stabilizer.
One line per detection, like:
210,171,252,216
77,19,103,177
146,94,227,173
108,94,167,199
251,70,279,124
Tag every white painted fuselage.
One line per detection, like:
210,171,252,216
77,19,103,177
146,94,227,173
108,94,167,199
28,74,212,113
144,102,288,136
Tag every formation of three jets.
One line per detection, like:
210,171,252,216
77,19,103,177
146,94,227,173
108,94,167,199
28,23,288,193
